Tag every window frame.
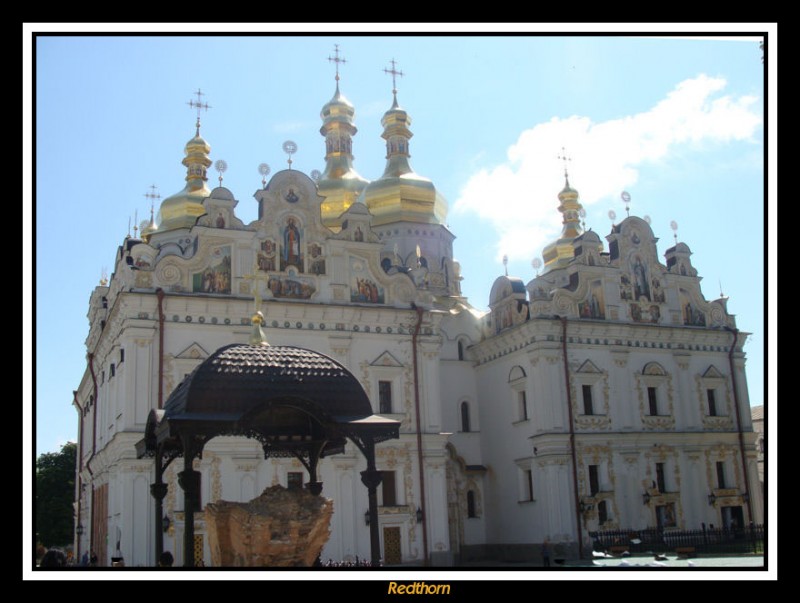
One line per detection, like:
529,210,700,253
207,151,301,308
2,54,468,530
460,400,471,433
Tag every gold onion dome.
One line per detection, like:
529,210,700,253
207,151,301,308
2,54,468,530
541,175,584,273
156,120,213,232
317,82,369,231
360,92,447,227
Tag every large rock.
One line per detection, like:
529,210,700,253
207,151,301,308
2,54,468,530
205,485,333,567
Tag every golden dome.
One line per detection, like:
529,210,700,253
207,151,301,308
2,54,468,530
541,176,584,272
317,83,370,231
156,121,212,232
360,93,447,227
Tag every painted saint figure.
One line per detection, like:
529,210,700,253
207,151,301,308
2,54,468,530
632,256,650,301
282,217,303,272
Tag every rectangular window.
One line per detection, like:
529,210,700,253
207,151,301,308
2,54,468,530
598,500,608,525
588,465,600,496
518,390,528,421
110,363,115,378
582,385,594,415
525,469,534,501
287,472,303,490
381,471,397,506
648,387,658,416
707,389,717,416
119,348,125,364
656,462,666,493
467,490,477,518
716,461,726,489
378,381,393,414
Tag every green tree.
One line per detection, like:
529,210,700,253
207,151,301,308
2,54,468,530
36,442,77,547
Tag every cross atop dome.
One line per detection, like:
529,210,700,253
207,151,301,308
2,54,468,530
187,88,211,135
328,44,347,82
384,58,404,98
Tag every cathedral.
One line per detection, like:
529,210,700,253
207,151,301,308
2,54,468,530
71,61,762,567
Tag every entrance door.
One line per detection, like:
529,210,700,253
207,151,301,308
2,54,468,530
383,527,401,565
722,506,745,532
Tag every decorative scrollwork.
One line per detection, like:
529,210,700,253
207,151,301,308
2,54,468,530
157,263,182,285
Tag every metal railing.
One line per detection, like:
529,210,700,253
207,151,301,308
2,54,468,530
590,524,764,555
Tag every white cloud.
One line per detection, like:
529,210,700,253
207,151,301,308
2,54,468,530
453,74,761,262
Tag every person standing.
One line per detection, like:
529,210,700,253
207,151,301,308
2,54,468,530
541,540,551,568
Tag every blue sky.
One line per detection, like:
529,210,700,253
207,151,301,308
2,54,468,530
27,28,772,460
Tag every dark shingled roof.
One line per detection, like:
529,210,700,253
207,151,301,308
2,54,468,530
165,343,373,421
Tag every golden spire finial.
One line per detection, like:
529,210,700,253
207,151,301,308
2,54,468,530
328,44,346,84
558,146,572,185
142,185,160,240
132,209,138,238
100,267,108,286
502,254,509,276
384,58,404,102
249,311,269,346
187,88,211,136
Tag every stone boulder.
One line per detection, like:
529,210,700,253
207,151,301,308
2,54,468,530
205,485,333,567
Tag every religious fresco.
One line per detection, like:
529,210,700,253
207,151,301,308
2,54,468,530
192,245,231,294
530,284,550,300
651,277,666,303
631,255,651,301
629,302,661,324
257,239,277,272
134,256,152,270
308,243,326,275
215,212,226,228
619,273,633,301
579,280,605,319
350,258,384,304
268,274,316,299
680,289,706,326
281,217,304,272
284,188,299,204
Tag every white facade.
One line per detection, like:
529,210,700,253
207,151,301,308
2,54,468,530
72,84,761,567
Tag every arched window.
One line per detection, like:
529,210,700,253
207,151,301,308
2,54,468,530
457,339,465,361
467,490,477,518
461,401,471,433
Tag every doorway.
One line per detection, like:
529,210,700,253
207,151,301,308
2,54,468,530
383,526,401,565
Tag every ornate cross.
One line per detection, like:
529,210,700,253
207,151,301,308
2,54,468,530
187,88,211,134
328,44,346,81
384,59,404,93
557,147,572,179
144,184,161,204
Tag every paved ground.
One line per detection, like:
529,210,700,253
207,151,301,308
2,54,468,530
585,554,764,568
455,554,765,569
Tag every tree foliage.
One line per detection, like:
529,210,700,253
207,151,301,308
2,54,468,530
36,442,77,547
